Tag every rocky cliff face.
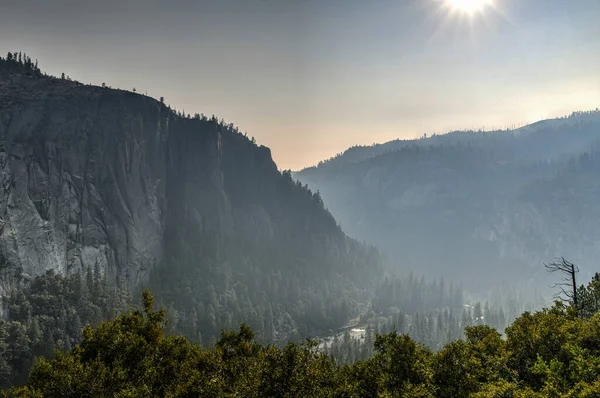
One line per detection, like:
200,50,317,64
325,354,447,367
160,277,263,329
0,63,379,340
0,66,366,280
0,75,169,287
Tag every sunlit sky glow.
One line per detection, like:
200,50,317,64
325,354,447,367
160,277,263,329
1,0,599,170
445,0,494,15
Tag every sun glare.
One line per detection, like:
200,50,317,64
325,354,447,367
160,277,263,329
446,0,493,15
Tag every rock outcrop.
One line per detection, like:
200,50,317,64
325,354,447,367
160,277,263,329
0,65,377,293
0,75,169,288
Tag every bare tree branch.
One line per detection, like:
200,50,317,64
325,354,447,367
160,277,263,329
545,257,579,312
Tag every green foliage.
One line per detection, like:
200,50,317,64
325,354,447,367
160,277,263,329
370,332,433,396
0,269,130,388
325,290,515,366
6,281,600,397
578,277,600,319
5,290,341,397
432,326,511,398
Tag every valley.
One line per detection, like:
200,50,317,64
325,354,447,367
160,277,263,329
0,52,598,396
296,113,600,292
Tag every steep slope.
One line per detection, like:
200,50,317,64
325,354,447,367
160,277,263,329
296,114,600,290
0,57,380,342
503,149,600,281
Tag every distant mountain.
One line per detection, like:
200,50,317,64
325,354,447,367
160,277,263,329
296,112,600,291
0,55,381,343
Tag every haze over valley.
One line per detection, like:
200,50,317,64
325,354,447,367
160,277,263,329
0,0,600,396
296,112,600,292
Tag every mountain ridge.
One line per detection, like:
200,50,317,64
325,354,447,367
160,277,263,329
298,110,600,174
296,113,600,291
0,55,381,343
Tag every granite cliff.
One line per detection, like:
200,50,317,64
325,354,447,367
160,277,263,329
0,57,379,341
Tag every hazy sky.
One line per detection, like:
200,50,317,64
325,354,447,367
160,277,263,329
1,0,599,169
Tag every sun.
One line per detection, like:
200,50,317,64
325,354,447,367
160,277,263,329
446,0,493,15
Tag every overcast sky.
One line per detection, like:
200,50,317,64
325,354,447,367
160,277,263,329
1,0,599,169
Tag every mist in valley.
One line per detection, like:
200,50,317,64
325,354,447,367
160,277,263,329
0,0,599,395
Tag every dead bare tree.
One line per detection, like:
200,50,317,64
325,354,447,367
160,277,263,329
545,257,579,311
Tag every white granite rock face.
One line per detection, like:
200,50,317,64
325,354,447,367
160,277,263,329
0,90,169,291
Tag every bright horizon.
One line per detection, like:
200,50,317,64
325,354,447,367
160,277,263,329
1,0,599,170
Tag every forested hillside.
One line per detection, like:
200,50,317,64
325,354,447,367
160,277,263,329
0,267,130,388
8,277,600,397
1,52,542,390
2,52,597,395
296,114,600,290
307,113,599,172
322,272,545,364
0,53,380,351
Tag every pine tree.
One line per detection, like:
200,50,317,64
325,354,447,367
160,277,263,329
473,302,483,325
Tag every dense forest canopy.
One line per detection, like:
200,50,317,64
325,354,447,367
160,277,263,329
0,267,543,387
6,277,600,397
